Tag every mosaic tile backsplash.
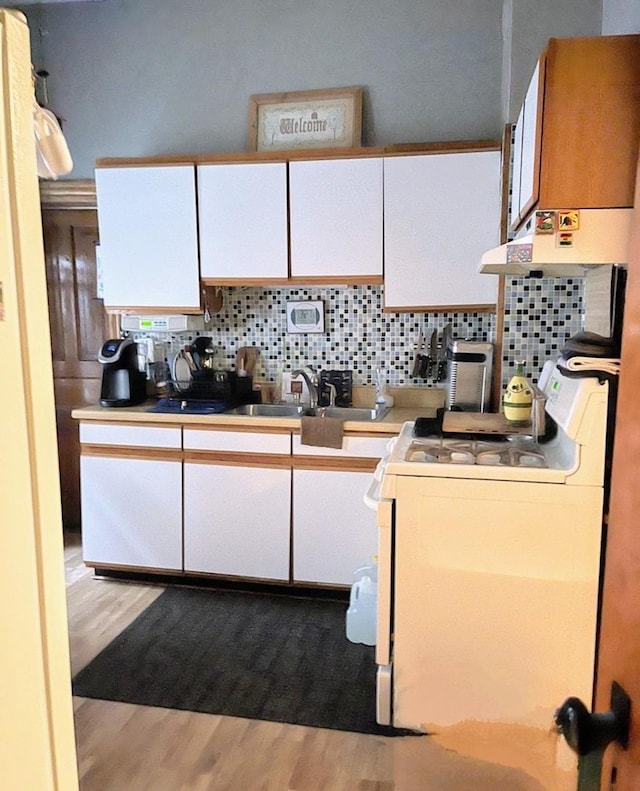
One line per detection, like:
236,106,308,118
502,276,583,383
134,281,584,389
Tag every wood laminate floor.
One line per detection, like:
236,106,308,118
65,533,547,790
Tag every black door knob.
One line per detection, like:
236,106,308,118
554,682,630,756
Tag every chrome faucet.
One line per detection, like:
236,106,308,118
292,366,319,409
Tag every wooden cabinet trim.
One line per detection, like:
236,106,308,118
81,445,182,462
293,429,396,440
105,305,203,315
84,561,181,574
184,450,292,469
293,456,378,472
202,275,383,287
383,302,496,314
95,140,501,169
40,179,97,210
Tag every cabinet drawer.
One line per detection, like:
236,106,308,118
183,428,291,454
79,422,182,449
293,434,391,459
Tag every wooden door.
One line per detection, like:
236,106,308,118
42,208,110,530
595,158,640,788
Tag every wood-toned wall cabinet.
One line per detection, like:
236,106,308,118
383,150,501,311
95,164,201,312
510,34,640,232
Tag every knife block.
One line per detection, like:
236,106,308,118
319,370,353,407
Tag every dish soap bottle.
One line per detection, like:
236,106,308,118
503,360,533,424
374,368,394,408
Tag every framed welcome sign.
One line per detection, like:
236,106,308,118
248,87,363,152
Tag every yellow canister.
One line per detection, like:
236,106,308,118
503,361,533,424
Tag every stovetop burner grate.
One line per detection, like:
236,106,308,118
405,437,548,468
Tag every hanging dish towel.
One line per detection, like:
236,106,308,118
300,416,344,449
561,356,621,376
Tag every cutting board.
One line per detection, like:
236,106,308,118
235,346,260,378
442,411,532,436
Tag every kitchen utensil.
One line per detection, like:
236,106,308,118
236,346,260,378
445,340,493,412
437,324,453,382
171,351,193,391
427,329,439,377
411,331,424,378
319,370,353,407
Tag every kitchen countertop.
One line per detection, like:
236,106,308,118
70,402,438,434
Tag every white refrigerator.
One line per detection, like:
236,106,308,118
0,9,78,788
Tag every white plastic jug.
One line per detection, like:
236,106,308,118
346,573,377,646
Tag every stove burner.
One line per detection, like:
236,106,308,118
475,445,546,468
405,437,548,468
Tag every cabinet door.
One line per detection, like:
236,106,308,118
95,165,200,310
184,462,291,580
509,103,525,231
289,157,383,278
198,162,288,280
293,469,377,585
517,60,543,223
80,455,182,570
384,151,501,310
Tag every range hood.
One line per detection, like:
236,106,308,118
479,208,633,276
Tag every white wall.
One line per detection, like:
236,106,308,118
602,0,640,33
502,0,602,121
26,0,505,177
19,0,610,177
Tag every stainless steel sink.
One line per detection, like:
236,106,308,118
225,403,306,417
224,404,390,421
303,406,390,422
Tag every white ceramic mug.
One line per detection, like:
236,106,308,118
33,103,73,179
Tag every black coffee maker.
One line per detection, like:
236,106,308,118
98,338,147,407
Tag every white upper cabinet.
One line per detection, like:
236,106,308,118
198,161,288,281
95,165,200,310
383,150,501,310
511,60,543,230
509,103,525,230
289,157,383,279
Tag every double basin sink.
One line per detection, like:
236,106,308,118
225,403,390,422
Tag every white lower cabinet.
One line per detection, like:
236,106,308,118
78,420,386,586
80,454,183,571
183,462,291,580
292,469,377,585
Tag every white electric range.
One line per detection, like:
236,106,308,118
367,361,610,780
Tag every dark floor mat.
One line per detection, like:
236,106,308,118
72,587,417,737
